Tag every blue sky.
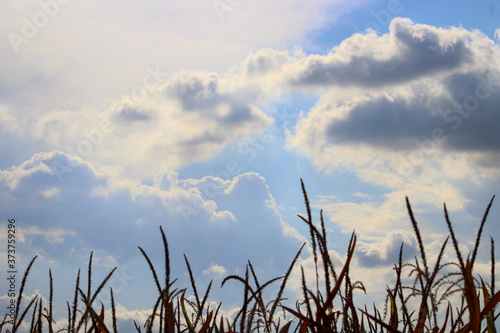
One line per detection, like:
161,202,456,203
1,0,500,331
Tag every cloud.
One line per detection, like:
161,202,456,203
285,18,500,151
356,230,417,268
243,48,295,77
15,17,499,184
0,1,363,180
317,71,500,153
289,18,477,88
313,183,475,242
20,71,273,179
202,263,228,277
282,18,500,198
353,192,372,200
0,151,304,310
0,1,357,115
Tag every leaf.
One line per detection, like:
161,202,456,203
96,302,107,333
456,280,500,333
199,311,213,333
78,292,110,333
438,304,450,333
181,292,197,333
281,306,313,326
359,309,403,333
387,287,399,330
299,321,309,333
321,234,357,314
226,318,235,333
463,259,481,333
278,321,293,333
481,289,500,318
217,316,224,333
479,278,496,333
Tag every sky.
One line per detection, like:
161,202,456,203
1,0,500,331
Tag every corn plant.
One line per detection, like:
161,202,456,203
1,179,498,333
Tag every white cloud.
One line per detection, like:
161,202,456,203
356,230,417,268
13,17,500,185
315,184,471,239
289,18,480,88
0,1,363,178
202,263,227,277
10,71,273,179
22,226,74,245
353,192,372,199
0,1,358,113
0,151,304,309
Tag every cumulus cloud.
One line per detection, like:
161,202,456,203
281,18,500,204
14,17,500,184
312,182,476,247
0,0,363,180
290,18,477,88
0,151,301,254
286,18,500,151
243,18,490,88
21,71,273,179
0,151,304,310
243,48,295,77
356,230,417,268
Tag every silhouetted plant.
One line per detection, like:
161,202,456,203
1,180,498,333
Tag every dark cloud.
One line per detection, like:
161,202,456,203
114,104,152,122
323,70,500,153
164,72,263,124
165,73,221,111
292,18,474,88
439,71,500,152
326,96,439,150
